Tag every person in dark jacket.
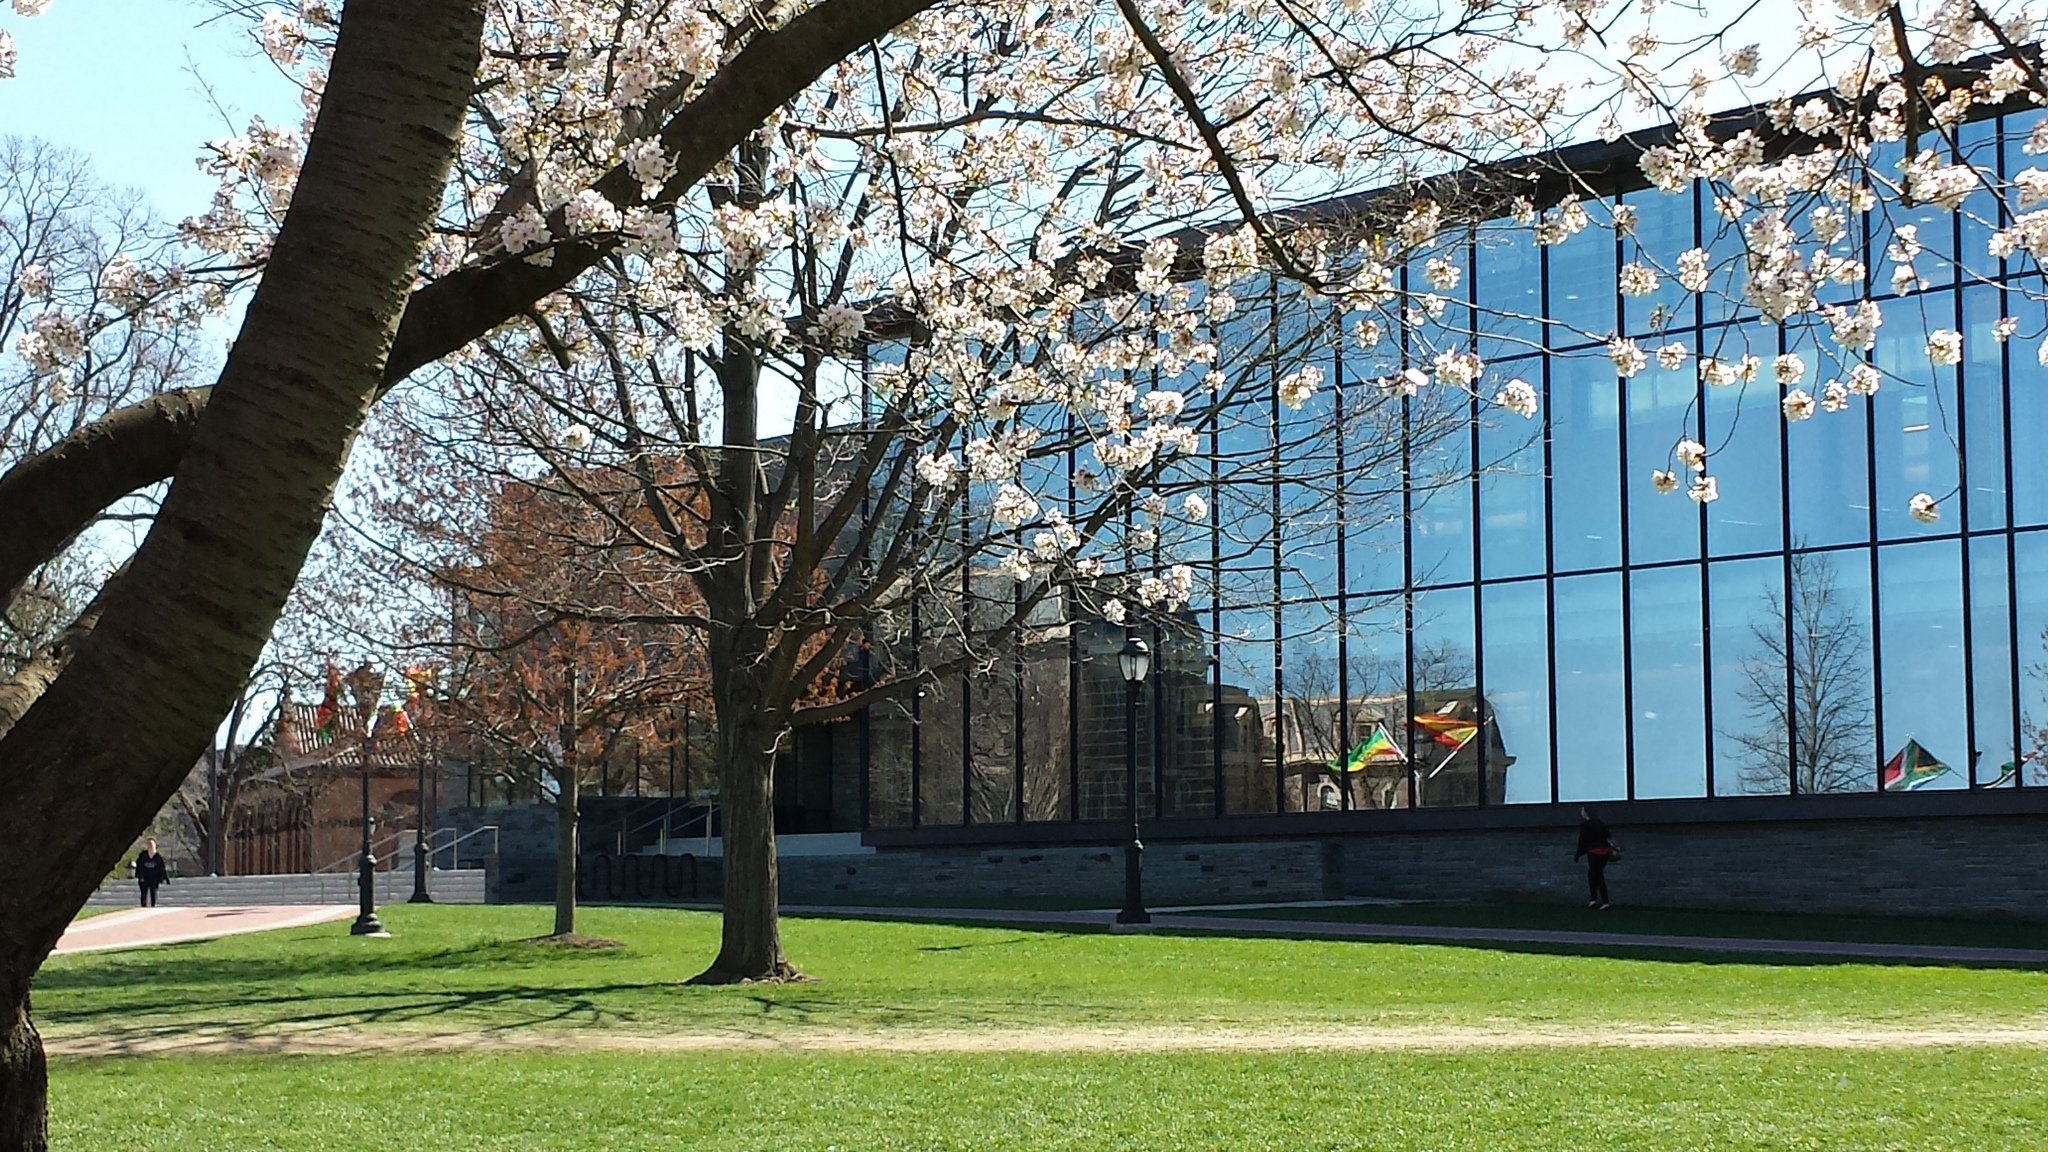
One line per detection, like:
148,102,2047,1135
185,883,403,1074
1573,808,1614,909
135,838,170,907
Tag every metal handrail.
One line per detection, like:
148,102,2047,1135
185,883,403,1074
434,824,499,869
310,829,409,875
612,800,717,855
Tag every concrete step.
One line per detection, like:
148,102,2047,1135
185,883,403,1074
86,869,488,908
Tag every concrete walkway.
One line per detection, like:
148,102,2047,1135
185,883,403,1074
779,904,2048,966
54,905,358,955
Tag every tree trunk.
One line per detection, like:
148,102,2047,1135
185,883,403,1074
690,666,799,983
554,761,579,937
0,3,482,1146
0,972,42,1152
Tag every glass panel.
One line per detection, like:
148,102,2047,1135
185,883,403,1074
1785,321,1872,548
1342,381,1409,594
1544,201,1616,347
1410,586,1481,808
866,701,913,827
1474,223,1542,360
1344,596,1408,810
1870,148,1957,291
1958,117,2003,285
1790,550,1877,793
1482,579,1552,803
1621,186,1694,338
1279,601,1346,812
1153,611,1214,819
1963,284,2009,531
1878,540,1967,792
1709,556,1789,795
1553,571,1627,801
1550,355,1622,572
1629,565,1708,798
1409,395,1473,587
1702,331,1784,557
918,674,965,826
2008,296,2048,527
1019,622,1072,820
2015,532,2048,783
1625,337,1702,564
1075,619,1150,822
1969,535,2016,788
1873,299,1961,540
1479,360,1547,578
1216,608,1279,815
966,658,1017,823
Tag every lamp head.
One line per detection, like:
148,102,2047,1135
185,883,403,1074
1118,635,1151,684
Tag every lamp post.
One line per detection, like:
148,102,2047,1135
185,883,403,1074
1117,632,1151,927
351,743,388,936
409,747,434,903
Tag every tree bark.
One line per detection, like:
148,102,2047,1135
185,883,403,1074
554,760,579,938
0,2,482,1146
690,661,798,983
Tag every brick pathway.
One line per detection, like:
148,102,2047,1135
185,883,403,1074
54,905,359,955
779,904,2048,966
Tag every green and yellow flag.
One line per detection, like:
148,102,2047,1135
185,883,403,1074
1338,724,1405,773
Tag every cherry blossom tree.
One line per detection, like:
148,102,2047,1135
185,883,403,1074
1,0,2048,1139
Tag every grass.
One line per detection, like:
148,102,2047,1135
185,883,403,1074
51,1048,2048,1150
33,904,2048,1047
1201,900,2048,950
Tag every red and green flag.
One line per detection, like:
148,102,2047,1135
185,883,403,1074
1881,738,1952,792
1411,711,1481,754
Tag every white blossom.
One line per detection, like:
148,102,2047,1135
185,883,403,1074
917,451,963,489
1181,493,1209,520
558,423,594,450
1781,388,1816,421
1651,469,1681,494
1927,329,1963,366
1432,349,1483,388
1689,474,1720,504
1618,263,1660,297
813,302,865,347
1102,598,1128,625
1822,381,1850,412
18,262,49,299
1675,438,1708,472
1847,363,1882,396
1656,343,1689,371
1608,337,1647,378
1278,365,1323,409
500,204,551,257
1909,492,1941,523
1493,378,1539,418
1773,353,1806,385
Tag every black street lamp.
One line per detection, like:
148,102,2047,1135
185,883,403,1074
409,748,434,904
1117,632,1151,927
351,753,388,937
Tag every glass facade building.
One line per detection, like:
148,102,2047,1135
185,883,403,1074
841,103,2048,841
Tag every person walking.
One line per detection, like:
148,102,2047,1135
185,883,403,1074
1574,807,1615,909
135,838,170,907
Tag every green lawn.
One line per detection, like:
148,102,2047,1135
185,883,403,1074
52,1048,2048,1151
33,904,2048,1048
1201,901,2048,950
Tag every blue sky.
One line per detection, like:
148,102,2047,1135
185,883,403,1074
0,1,297,221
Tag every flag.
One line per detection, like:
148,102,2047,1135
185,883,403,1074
1337,724,1405,773
1881,738,1952,791
1411,711,1480,754
314,662,343,741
